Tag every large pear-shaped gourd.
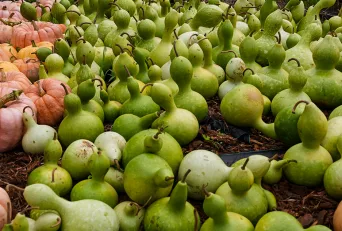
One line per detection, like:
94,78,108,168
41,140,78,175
255,9,283,66
283,100,333,186
124,153,174,205
23,184,119,231
303,35,342,108
44,54,69,83
150,83,199,146
57,83,104,148
189,4,223,31
136,19,161,52
70,149,119,208
220,84,277,139
27,133,73,197
239,34,262,73
150,9,179,67
271,58,311,116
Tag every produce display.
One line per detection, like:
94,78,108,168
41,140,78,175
1,0,342,230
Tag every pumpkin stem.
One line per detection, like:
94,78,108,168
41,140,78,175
0,90,23,108
31,21,39,31
31,40,37,47
0,68,6,82
37,80,45,97
23,106,34,116
60,83,69,95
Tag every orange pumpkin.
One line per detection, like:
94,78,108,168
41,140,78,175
0,61,19,72
11,21,66,49
0,43,17,62
0,187,11,230
0,69,31,90
24,79,70,126
17,41,53,60
0,24,13,44
13,58,40,82
0,87,37,153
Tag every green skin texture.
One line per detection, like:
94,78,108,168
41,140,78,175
84,24,98,46
76,40,95,66
263,159,297,185
61,139,98,180
321,116,342,161
122,129,183,174
45,54,69,83
283,22,322,72
171,56,208,122
97,20,117,41
189,43,219,99
303,35,342,109
220,84,277,139
104,167,125,193
124,154,174,205
144,181,200,231
120,77,160,117
283,103,333,187
189,4,223,30
134,48,151,84
255,10,283,66
136,19,161,52
216,183,268,225
291,1,305,23
112,112,158,141
328,105,342,120
23,184,119,231
94,46,115,73
150,83,199,146
100,90,121,123
286,33,301,49
113,201,145,231
239,36,262,73
34,212,61,231
254,211,303,231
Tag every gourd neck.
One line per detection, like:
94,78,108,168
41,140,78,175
168,181,187,211
253,118,278,140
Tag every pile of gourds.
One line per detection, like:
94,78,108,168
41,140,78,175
1,0,342,230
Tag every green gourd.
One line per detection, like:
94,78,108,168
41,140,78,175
150,9,179,67
303,35,342,108
61,139,98,180
104,166,125,193
220,84,277,139
97,19,117,41
27,133,73,197
116,0,136,17
271,58,311,116
123,128,183,174
150,83,199,146
21,106,56,155
99,89,121,123
133,47,151,83
321,116,342,161
136,19,161,52
259,0,278,28
262,159,297,185
255,9,283,66
113,201,145,231
23,184,119,231
94,46,115,73
171,53,208,122
139,4,165,38
201,189,254,231
10,212,61,231
218,53,246,100
76,38,95,66
70,149,119,208
20,1,38,21
247,14,261,34
239,34,262,73
227,7,246,46
286,32,301,49
296,0,336,33
324,134,342,200
197,35,225,85
95,0,111,23
65,7,80,25
76,78,104,121
34,47,52,62
144,170,200,231
124,153,175,205
111,35,133,57
44,54,69,83
112,112,159,141
212,19,239,68
83,23,98,46
189,43,218,99
189,4,223,30
291,1,305,23
120,77,160,117
58,83,104,148
51,0,67,24
74,55,95,84
283,100,333,186
68,26,84,58
54,38,74,76
283,22,322,72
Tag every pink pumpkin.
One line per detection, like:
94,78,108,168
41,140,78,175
0,187,11,230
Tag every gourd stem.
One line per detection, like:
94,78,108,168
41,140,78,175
123,48,133,57
92,78,103,87
243,68,254,76
128,202,142,216
173,29,179,40
114,159,124,172
196,37,209,44
172,40,179,57
132,15,138,23
110,3,121,9
0,90,23,108
292,100,309,114
165,176,174,181
23,106,34,116
269,154,278,162
194,209,198,231
121,33,135,44
51,217,61,228
182,169,191,183
124,65,131,77
202,184,210,197
51,167,57,183
185,17,193,23
60,83,69,95
288,58,300,67
140,83,153,93
241,157,249,170
175,5,183,12
277,31,281,44
79,22,91,27
65,10,81,16
126,43,135,51
188,33,198,46
37,80,45,97
142,196,152,208
115,44,124,53
76,38,86,43
220,50,237,57
139,7,145,19
74,26,82,37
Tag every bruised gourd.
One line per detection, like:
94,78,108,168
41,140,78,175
58,83,104,148
24,184,119,231
150,83,199,146
114,201,145,231
27,133,73,197
70,149,119,208
283,100,333,186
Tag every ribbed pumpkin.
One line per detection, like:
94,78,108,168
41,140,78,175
0,69,31,90
0,1,21,13
0,87,37,153
0,23,13,44
0,187,11,230
0,61,19,72
17,41,53,60
13,58,40,82
11,21,66,49
24,79,70,126
0,43,17,62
